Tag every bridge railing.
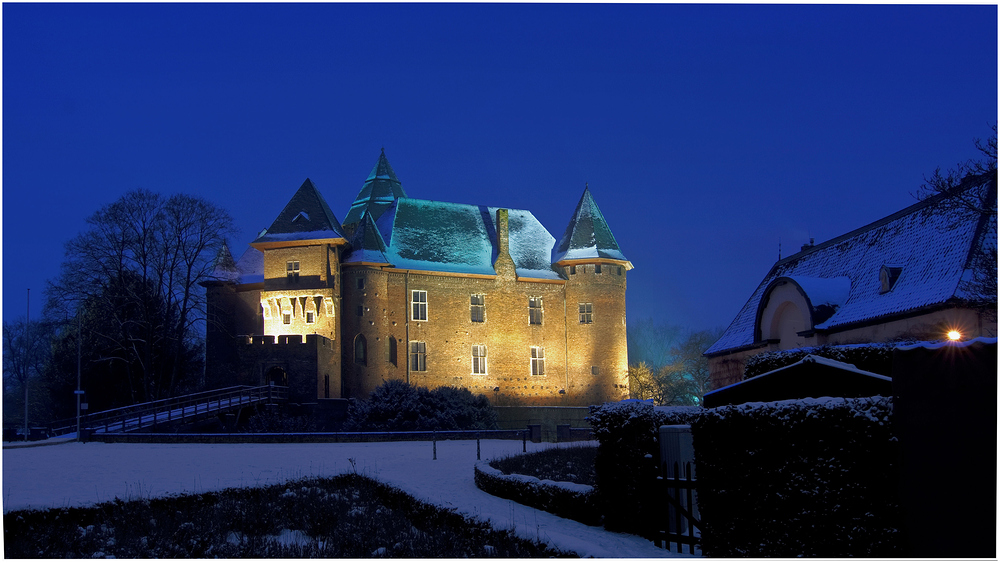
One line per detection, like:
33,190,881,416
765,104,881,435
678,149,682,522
50,385,288,436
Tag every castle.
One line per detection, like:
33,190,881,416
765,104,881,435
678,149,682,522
204,150,633,406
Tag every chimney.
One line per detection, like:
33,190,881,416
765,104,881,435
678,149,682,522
800,237,815,252
496,208,510,257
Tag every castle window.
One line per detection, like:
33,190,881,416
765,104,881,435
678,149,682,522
412,290,428,321
357,305,364,317
354,334,367,365
386,337,397,366
410,341,427,372
357,278,365,290
579,303,593,324
595,264,602,274
618,266,623,276
286,261,300,282
569,265,576,275
471,294,485,323
530,346,545,375
528,297,543,325
306,311,315,324
591,366,600,375
283,313,291,325
472,345,487,375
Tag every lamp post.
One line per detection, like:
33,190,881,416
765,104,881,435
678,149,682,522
24,289,29,442
76,309,82,441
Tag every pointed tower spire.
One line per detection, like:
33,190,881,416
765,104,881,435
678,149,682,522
552,185,632,268
208,241,240,282
253,178,347,245
343,149,408,233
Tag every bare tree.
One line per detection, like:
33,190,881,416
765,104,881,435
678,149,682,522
46,190,235,405
3,318,51,436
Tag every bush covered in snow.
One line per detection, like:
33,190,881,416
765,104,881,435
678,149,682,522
743,343,898,379
587,401,701,538
3,474,572,558
343,380,499,431
692,395,901,557
474,460,600,525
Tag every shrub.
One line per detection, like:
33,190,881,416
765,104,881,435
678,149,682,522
691,396,901,557
474,462,599,525
488,446,596,486
343,380,498,432
587,401,701,538
743,343,899,379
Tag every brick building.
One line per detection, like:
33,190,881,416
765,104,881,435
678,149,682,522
204,151,633,405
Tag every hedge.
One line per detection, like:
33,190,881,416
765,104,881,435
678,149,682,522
691,395,901,557
473,462,600,525
743,343,898,379
587,401,701,538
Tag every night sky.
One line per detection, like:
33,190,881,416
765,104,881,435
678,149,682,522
3,3,996,333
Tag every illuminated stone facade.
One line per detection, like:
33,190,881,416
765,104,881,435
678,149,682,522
204,151,632,405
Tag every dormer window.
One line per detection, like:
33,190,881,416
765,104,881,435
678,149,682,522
879,265,903,294
293,211,309,223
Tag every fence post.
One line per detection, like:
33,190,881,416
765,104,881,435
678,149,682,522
477,432,481,461
433,430,437,460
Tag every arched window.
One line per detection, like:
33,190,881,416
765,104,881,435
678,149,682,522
354,334,367,365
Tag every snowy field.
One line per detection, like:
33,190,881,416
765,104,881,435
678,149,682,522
2,439,680,558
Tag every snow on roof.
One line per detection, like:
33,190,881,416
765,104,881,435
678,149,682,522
342,211,391,265
706,188,987,356
234,246,264,284
552,187,630,265
895,336,997,350
343,149,408,227
376,198,562,279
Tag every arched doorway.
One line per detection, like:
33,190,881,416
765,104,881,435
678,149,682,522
265,366,287,387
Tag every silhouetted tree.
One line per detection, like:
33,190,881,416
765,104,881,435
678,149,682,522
2,318,53,433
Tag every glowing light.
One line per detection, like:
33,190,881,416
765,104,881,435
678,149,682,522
947,330,962,341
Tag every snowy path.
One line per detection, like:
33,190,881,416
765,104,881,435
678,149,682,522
2,439,682,558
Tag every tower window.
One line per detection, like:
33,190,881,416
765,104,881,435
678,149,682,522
357,305,364,317
354,334,367,365
412,290,428,321
410,341,427,372
306,311,315,324
283,313,291,325
286,261,300,281
618,266,623,276
530,346,545,375
569,265,576,275
579,303,593,324
528,297,543,325
591,366,600,375
595,264,602,274
357,278,365,290
471,294,485,323
386,337,397,366
472,344,487,375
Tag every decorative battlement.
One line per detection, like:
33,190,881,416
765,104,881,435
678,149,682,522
241,334,334,348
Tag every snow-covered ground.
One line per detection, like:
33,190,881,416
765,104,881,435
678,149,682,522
2,439,683,558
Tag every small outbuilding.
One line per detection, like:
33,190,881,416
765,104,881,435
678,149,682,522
702,354,892,408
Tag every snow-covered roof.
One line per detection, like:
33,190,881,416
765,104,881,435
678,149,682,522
207,242,240,282
233,246,264,284
342,210,391,266
706,178,994,356
253,178,347,245
342,149,408,228
895,336,997,351
373,198,562,280
552,186,631,266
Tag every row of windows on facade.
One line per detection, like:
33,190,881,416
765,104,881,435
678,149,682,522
350,336,600,378
283,261,623,283
358,291,594,324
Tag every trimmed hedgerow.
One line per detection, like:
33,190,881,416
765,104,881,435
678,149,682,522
3,474,573,558
691,396,902,557
474,461,600,526
743,343,898,379
587,402,701,538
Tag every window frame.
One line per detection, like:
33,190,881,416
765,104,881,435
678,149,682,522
472,344,487,375
411,290,428,321
286,260,300,282
579,302,593,324
530,346,545,376
470,294,485,323
528,297,543,325
410,341,427,372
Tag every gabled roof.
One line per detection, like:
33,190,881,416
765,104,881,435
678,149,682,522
374,198,561,280
253,178,347,245
552,186,631,267
343,149,408,228
342,210,391,266
705,177,995,356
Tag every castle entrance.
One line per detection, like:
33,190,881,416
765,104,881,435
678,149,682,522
265,366,287,387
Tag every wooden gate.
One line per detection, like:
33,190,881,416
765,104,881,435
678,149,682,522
655,460,701,554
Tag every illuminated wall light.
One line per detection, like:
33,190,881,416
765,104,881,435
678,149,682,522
947,330,962,341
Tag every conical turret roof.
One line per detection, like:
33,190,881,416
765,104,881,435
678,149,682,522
253,178,347,245
552,185,631,267
343,149,408,229
206,241,240,283
342,210,392,266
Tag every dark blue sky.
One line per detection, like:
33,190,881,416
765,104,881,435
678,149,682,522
3,3,997,332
